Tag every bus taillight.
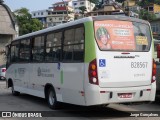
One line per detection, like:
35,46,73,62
88,59,99,85
152,59,156,83
2,68,6,72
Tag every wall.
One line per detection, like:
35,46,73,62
154,4,160,13
0,35,12,66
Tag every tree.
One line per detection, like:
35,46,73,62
91,0,103,10
79,6,87,17
137,0,150,7
139,9,156,21
115,0,125,3
90,0,99,4
155,0,160,5
14,8,43,35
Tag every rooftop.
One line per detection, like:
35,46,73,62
0,2,16,35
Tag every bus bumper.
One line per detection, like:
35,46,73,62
85,82,156,106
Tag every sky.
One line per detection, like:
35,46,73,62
4,0,60,12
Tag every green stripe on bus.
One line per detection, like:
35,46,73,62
84,21,96,63
61,70,63,84
151,28,154,58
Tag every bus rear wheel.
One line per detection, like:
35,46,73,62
47,87,59,109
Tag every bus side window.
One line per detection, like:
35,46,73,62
63,29,74,61
73,45,84,61
45,32,62,62
73,27,84,62
6,45,11,68
63,26,84,62
19,39,30,62
11,41,19,63
32,36,45,62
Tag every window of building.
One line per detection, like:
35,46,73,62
80,2,84,5
19,39,30,62
151,23,159,33
49,18,52,21
91,4,93,7
88,1,90,6
41,12,43,15
63,26,84,62
149,6,153,12
34,13,36,16
48,23,52,27
59,18,62,20
32,36,45,62
45,32,62,62
74,3,77,6
94,13,98,16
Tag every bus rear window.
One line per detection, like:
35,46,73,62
94,20,152,51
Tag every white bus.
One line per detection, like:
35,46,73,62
6,15,156,109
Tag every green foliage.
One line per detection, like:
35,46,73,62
139,9,156,21
79,6,87,15
14,8,43,35
89,0,99,4
92,0,103,10
137,0,150,7
155,0,160,5
137,0,160,6
115,0,125,3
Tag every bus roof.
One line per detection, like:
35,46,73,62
12,15,149,42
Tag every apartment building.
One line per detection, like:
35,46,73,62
0,1,17,65
123,0,140,18
32,10,49,28
144,3,160,14
47,1,74,27
72,0,95,13
86,4,124,16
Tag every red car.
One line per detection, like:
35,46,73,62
0,65,6,80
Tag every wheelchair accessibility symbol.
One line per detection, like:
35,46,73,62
99,59,106,67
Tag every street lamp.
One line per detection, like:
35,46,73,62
61,0,69,22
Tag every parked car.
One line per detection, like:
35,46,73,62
0,65,6,80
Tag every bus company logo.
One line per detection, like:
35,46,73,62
2,112,11,117
18,68,25,74
18,68,26,77
37,67,54,78
37,67,41,76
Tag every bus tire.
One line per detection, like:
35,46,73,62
47,87,59,109
11,85,20,96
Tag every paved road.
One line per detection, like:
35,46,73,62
0,81,160,120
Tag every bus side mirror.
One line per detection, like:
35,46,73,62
157,44,160,58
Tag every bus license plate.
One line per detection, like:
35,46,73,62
118,93,132,99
